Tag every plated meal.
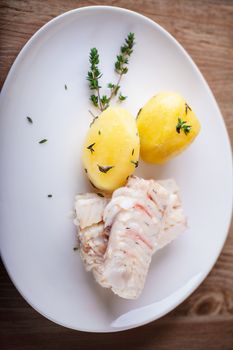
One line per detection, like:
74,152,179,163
1,6,231,332
74,33,201,299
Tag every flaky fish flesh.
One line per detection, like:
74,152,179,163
74,177,187,299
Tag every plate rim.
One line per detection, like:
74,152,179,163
0,5,232,333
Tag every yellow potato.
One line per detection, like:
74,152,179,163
137,92,201,163
83,107,139,192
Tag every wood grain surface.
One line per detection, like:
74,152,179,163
0,0,233,349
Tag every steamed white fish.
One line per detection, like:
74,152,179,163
74,193,109,229
100,176,186,298
156,179,187,249
74,176,187,299
74,193,110,286
77,223,110,287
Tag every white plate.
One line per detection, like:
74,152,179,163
0,6,232,333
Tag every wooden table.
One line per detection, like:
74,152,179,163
0,1,233,349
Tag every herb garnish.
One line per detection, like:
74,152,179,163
118,93,127,101
87,33,135,113
176,118,192,135
100,95,110,110
87,143,95,153
97,193,104,197
90,94,99,107
87,48,103,110
131,160,139,168
108,83,120,97
39,139,47,144
98,165,114,173
108,32,135,104
26,116,33,124
114,33,135,74
185,102,192,115
136,108,142,119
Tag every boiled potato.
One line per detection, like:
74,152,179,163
137,92,201,163
83,107,139,192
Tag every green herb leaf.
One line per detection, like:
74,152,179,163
98,165,114,173
106,33,135,105
136,108,142,119
108,83,115,89
26,116,33,124
87,33,135,112
87,48,103,110
87,143,95,153
185,102,192,115
100,95,110,109
131,160,139,168
39,139,47,144
115,32,135,74
176,118,192,135
90,95,98,107
119,93,127,101
97,193,104,197
122,67,128,74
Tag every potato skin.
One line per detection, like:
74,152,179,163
137,92,201,164
83,107,139,192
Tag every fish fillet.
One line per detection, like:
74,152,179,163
74,177,187,299
74,193,109,229
74,193,110,286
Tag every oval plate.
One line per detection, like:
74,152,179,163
0,6,232,332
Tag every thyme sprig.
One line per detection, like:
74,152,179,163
176,118,192,135
108,32,135,103
87,33,135,113
87,48,103,111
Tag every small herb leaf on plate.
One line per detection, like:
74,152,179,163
39,139,47,144
26,116,33,124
